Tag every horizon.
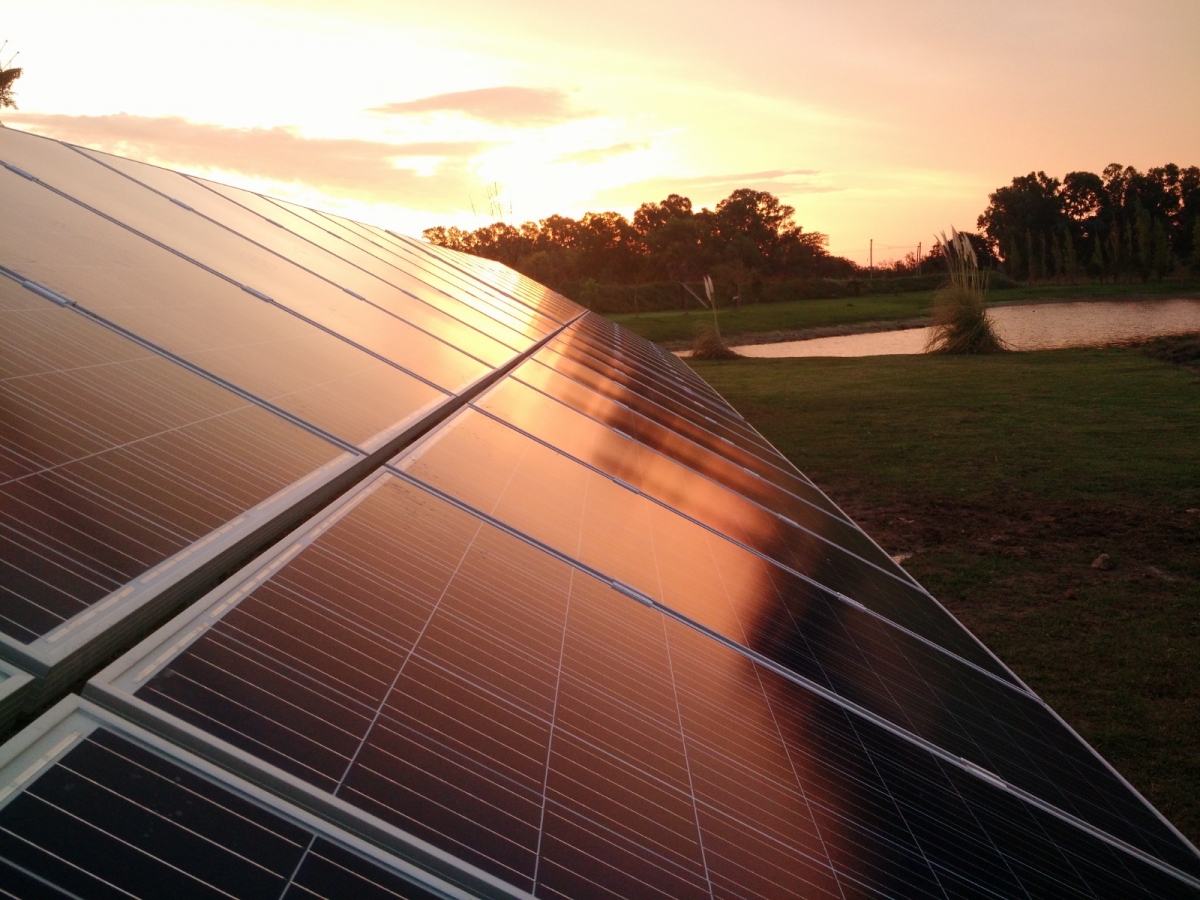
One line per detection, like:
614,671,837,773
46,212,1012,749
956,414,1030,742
4,0,1198,266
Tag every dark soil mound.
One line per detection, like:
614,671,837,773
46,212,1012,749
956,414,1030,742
1144,332,1200,369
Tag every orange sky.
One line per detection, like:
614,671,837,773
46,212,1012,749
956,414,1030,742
5,0,1198,265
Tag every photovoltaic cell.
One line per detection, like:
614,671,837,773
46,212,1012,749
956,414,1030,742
542,336,769,452
0,723,449,899
336,219,570,337
388,412,1198,866
251,192,554,345
326,213,567,333
0,165,447,451
74,146,534,359
0,276,343,643
389,234,582,324
556,319,738,418
115,476,1199,897
0,130,495,393
474,375,901,576
527,344,822,502
393,408,999,676
510,356,853,522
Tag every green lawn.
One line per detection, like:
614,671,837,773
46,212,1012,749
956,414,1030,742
611,279,1200,345
690,347,1200,844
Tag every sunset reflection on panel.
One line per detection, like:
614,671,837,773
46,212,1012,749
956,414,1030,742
391,319,1198,870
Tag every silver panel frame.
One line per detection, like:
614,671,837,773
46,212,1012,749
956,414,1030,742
0,694,510,899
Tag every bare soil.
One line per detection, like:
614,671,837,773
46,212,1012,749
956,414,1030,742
833,483,1200,843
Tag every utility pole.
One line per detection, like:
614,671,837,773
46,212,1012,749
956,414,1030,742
917,241,922,276
869,239,873,278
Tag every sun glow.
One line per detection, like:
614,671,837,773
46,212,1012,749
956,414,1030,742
5,0,1197,263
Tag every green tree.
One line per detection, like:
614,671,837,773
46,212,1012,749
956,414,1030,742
1062,224,1078,280
977,172,1067,280
1151,219,1172,280
425,187,839,291
1088,233,1105,278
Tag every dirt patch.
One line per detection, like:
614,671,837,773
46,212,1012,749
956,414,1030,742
839,490,1197,576
836,488,1199,640
1143,332,1200,370
825,482,1200,841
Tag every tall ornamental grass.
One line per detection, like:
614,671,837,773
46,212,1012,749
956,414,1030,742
690,275,741,359
925,229,1007,354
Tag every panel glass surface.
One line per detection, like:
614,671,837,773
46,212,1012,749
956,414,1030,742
391,234,582,324
532,343,812,491
0,727,443,899
559,319,739,417
133,476,1200,897
318,212,567,337
0,168,447,450
511,356,853,524
253,192,551,345
78,145,522,366
0,130,492,393
474,376,904,577
574,312,703,383
546,325,743,418
0,278,342,642
389,411,1200,864
551,341,774,460
553,337,753,442
394,408,992,674
417,242,578,319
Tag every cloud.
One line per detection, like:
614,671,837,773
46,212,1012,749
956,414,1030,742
591,168,838,208
6,113,483,210
371,86,582,126
676,168,822,187
554,142,648,165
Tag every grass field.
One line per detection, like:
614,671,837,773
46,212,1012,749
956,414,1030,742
612,279,1200,345
690,345,1200,844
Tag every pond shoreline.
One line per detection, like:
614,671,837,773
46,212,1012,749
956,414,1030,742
659,290,1200,351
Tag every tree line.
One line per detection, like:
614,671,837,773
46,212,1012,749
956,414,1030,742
977,163,1200,282
423,189,855,299
425,164,1200,298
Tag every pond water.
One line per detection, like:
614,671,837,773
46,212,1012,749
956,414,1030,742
732,298,1200,358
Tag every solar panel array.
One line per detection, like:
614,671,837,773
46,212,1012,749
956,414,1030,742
0,126,1197,899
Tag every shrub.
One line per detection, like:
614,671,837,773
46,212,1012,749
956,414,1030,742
926,229,1007,354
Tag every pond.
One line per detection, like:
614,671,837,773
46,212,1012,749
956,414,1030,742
731,298,1200,358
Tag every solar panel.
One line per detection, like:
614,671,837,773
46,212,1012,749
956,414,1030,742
525,343,822,500
0,697,498,898
392,406,1003,676
242,192,559,344
87,474,1200,896
389,234,581,325
302,213,567,338
1,129,1196,898
0,273,359,687
0,127,581,700
0,162,447,452
507,355,852,520
77,146,537,359
0,130,499,392
472,374,901,574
